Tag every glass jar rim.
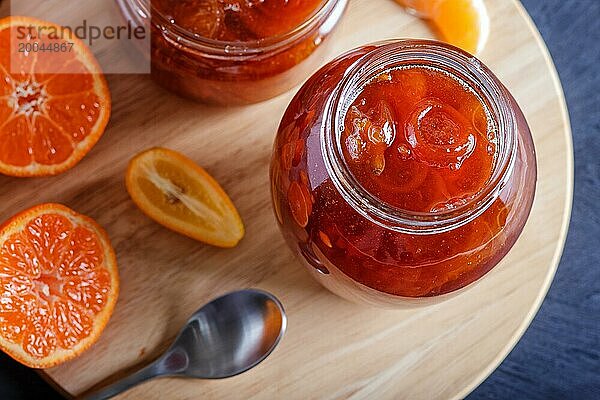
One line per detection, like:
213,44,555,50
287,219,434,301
126,0,341,56
321,39,518,234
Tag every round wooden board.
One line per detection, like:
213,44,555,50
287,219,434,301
0,0,572,398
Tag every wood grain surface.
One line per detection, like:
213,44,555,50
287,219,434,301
0,0,573,399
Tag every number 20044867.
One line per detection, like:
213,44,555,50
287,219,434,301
18,41,74,53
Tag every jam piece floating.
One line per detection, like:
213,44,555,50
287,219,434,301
288,181,310,228
345,101,396,175
153,0,324,41
405,98,476,170
341,67,495,213
161,0,224,38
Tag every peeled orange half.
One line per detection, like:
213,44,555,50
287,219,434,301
126,148,245,248
0,204,119,368
0,16,111,177
396,0,490,54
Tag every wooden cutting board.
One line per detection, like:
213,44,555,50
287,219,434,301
0,0,573,398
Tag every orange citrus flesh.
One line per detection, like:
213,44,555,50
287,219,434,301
0,16,111,177
396,0,490,54
126,148,245,248
0,204,119,368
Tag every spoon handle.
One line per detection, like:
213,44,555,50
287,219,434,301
83,363,160,400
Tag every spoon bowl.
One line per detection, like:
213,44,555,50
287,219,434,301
163,289,287,379
85,289,286,399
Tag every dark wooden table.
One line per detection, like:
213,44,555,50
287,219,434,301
0,0,598,398
468,1,600,397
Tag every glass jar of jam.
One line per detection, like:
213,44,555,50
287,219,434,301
270,40,537,307
117,0,348,105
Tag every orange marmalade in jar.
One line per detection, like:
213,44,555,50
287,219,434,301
118,0,348,105
270,40,537,307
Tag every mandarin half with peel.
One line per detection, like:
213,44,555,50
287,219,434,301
0,16,111,177
0,204,119,368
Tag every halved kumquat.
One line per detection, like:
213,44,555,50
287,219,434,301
126,148,245,248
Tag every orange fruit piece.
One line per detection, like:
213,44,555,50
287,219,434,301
396,0,490,54
0,203,119,368
288,181,309,228
0,16,111,177
126,148,245,248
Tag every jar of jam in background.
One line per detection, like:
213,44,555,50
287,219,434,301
270,40,537,308
117,0,348,105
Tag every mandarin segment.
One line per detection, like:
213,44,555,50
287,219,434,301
395,0,489,54
63,269,110,314
0,267,34,297
31,117,74,165
0,204,118,368
52,300,93,349
1,232,41,277
0,294,32,343
42,67,96,96
0,117,31,166
23,301,56,359
22,214,72,274
434,0,489,54
45,91,103,143
59,226,104,277
1,26,37,82
31,39,81,84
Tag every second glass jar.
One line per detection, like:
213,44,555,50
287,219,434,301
119,0,348,105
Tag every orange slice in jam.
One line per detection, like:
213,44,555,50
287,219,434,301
288,180,312,228
405,98,476,170
0,204,119,368
126,148,245,248
344,101,397,175
0,17,111,177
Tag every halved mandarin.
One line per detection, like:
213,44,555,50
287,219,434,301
0,203,119,368
395,0,490,55
0,16,111,177
126,148,245,248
